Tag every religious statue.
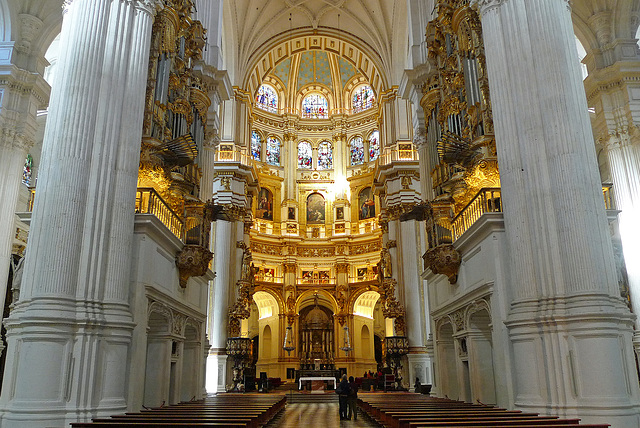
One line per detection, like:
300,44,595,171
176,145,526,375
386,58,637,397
241,249,253,281
287,293,296,314
381,248,392,278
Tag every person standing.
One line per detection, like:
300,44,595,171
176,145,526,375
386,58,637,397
347,376,359,420
336,374,350,420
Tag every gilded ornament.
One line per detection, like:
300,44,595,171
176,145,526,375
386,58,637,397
423,243,461,284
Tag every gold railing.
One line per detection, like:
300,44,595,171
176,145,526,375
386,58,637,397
135,187,183,238
28,187,36,211
602,183,614,210
377,142,419,166
215,144,254,167
451,188,502,241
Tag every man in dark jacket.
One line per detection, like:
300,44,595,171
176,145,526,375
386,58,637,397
347,376,359,420
336,374,350,420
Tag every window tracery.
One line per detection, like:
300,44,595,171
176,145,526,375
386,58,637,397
251,131,262,161
266,137,281,166
301,93,328,119
256,85,278,113
22,154,33,186
317,141,333,170
298,141,312,169
352,85,375,114
368,130,380,161
350,136,364,166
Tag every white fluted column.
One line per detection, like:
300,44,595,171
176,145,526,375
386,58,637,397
473,0,640,424
207,218,233,392
399,218,432,390
0,134,32,323
0,1,160,426
606,138,640,347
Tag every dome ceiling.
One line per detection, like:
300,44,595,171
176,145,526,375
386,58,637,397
224,0,409,88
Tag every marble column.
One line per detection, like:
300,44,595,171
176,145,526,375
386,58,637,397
0,52,49,335
399,218,432,390
473,0,640,424
207,217,233,392
605,135,640,352
0,1,161,426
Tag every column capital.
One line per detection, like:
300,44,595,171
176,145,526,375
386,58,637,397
134,0,164,16
470,0,507,16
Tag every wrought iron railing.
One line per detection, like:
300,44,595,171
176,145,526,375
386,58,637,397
135,187,183,238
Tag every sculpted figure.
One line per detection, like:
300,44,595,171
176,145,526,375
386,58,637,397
381,248,392,278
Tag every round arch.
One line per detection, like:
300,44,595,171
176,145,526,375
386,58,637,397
296,288,337,313
352,290,380,319
253,287,285,315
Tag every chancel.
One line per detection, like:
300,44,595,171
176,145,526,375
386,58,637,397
1,0,640,427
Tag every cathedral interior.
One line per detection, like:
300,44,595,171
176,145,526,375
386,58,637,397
1,0,640,427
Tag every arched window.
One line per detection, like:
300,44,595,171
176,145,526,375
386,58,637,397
256,84,278,113
251,131,262,161
298,141,312,169
368,130,380,161
22,154,33,186
359,187,375,220
307,192,325,223
317,141,333,170
266,136,280,166
301,93,328,119
350,136,364,166
352,85,375,113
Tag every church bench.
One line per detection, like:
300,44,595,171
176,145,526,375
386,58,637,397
71,423,247,427
71,395,286,428
356,395,610,428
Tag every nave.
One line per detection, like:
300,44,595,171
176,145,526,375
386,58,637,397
266,403,377,428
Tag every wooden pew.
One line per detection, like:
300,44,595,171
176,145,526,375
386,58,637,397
70,394,285,428
357,393,611,428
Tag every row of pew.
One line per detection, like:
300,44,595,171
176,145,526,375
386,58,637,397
71,394,286,428
357,393,611,428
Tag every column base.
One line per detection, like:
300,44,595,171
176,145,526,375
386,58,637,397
205,353,228,394
506,294,640,426
407,352,433,393
0,299,134,427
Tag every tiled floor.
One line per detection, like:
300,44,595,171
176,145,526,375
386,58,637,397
268,403,379,427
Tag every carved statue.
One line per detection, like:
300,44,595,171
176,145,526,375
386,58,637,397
381,248,393,278
241,249,253,281
286,294,296,313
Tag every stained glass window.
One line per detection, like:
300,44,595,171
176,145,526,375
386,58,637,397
22,154,33,186
251,131,262,161
298,141,312,169
266,137,280,166
317,141,333,170
368,130,380,161
352,85,375,114
350,136,364,166
256,84,278,113
301,93,328,119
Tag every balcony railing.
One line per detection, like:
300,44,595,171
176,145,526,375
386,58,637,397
215,144,254,167
602,183,614,210
377,142,419,166
135,187,183,238
451,188,502,241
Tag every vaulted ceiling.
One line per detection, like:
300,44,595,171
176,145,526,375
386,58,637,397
223,0,409,88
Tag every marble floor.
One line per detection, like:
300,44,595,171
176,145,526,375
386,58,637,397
267,403,379,427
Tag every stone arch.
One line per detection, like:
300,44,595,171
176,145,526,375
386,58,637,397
296,288,337,313
352,290,380,319
436,320,459,400
252,290,281,320
0,0,12,43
